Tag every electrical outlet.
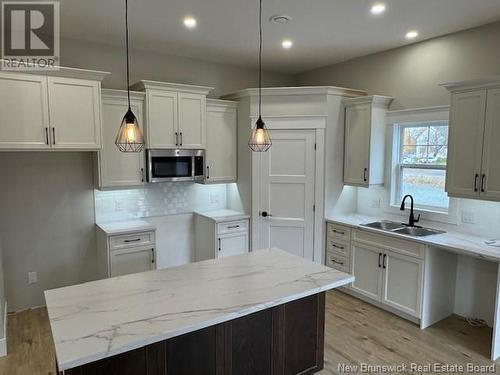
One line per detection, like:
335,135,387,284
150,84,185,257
370,198,381,209
115,200,124,212
28,271,37,285
210,193,220,204
462,210,476,224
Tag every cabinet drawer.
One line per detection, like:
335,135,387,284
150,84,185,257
353,229,425,259
217,220,248,235
326,223,351,242
325,251,349,273
109,231,155,250
326,237,350,257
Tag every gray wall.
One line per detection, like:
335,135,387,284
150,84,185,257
296,22,500,109
61,38,295,98
0,236,4,340
0,153,96,311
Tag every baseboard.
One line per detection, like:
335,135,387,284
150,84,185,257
0,300,7,357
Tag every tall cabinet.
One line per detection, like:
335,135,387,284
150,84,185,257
443,78,500,201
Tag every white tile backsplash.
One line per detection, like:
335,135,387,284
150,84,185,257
95,182,227,223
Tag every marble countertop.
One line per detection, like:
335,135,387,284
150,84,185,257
327,213,500,262
194,209,250,223
96,220,156,236
45,248,353,370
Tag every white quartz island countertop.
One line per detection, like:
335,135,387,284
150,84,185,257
45,248,354,371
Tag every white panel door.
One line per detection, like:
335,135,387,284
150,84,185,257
218,232,249,258
99,94,145,188
178,93,205,148
351,242,383,301
47,77,101,149
446,90,486,198
344,104,371,186
481,88,500,200
259,130,316,260
381,250,423,318
0,73,50,149
110,247,155,277
206,107,237,182
147,90,178,148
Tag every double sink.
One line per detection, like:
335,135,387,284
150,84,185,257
361,221,446,237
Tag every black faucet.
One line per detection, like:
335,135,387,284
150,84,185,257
400,195,421,227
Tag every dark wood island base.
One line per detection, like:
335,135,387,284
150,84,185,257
63,292,325,375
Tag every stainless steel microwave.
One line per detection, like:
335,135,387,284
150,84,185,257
146,149,205,183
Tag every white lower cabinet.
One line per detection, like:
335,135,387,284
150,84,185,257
218,231,249,258
351,242,383,301
110,246,155,277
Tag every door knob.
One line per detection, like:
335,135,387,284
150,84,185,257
261,211,271,217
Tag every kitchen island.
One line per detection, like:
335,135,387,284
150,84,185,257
45,248,353,375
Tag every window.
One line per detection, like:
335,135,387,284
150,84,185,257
394,121,449,211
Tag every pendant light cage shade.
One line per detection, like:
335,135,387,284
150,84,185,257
248,116,272,152
115,108,145,152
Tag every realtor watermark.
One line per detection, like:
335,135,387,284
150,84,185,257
1,0,60,70
338,362,496,374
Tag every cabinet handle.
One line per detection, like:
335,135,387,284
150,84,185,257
383,254,387,269
52,127,56,144
206,165,210,179
218,238,221,251
227,225,240,229
141,168,144,183
180,132,183,146
331,259,344,266
332,229,345,235
151,248,155,264
481,174,486,193
175,132,178,146
45,127,49,145
363,168,368,182
474,174,479,192
332,244,345,250
124,238,141,243
378,253,382,268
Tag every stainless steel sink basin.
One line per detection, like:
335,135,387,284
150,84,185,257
361,221,446,237
361,221,404,231
393,226,445,237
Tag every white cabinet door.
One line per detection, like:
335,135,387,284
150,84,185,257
0,73,50,149
99,93,145,188
178,93,205,148
147,90,178,148
110,247,155,277
47,77,101,149
381,250,423,318
481,88,500,200
206,106,237,182
446,90,486,198
218,232,249,258
344,104,371,186
351,242,383,301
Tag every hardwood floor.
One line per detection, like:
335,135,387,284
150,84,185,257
0,290,497,375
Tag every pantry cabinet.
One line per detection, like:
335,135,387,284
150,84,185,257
443,79,500,201
342,95,393,187
0,69,107,150
205,99,238,183
132,81,212,149
96,89,145,189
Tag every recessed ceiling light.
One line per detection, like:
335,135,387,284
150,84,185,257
183,16,197,29
406,30,419,39
370,3,386,15
270,15,292,24
282,39,293,49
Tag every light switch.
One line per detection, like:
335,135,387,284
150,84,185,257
462,210,476,224
28,271,37,284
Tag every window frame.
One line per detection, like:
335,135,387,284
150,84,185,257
394,122,449,213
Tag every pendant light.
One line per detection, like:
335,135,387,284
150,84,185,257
248,0,272,152
115,0,144,152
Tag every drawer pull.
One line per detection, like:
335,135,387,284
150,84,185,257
378,253,382,268
332,229,345,235
227,225,240,229
331,259,344,266
218,238,221,251
332,244,345,250
151,249,155,264
124,238,141,243
383,254,387,269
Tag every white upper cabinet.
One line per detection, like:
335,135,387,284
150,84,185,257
0,68,108,151
132,81,213,149
47,77,102,149
443,78,500,201
205,99,237,183
343,95,393,187
96,90,145,189
0,72,50,149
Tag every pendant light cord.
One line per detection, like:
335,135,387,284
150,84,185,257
125,0,131,109
258,0,262,118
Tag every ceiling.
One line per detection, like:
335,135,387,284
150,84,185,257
60,0,500,74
